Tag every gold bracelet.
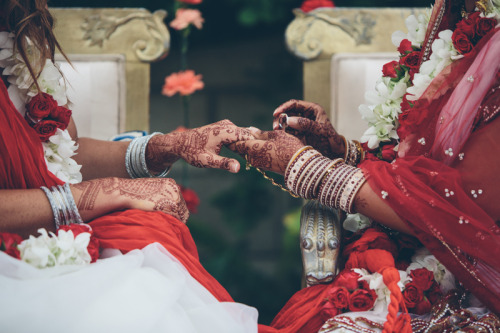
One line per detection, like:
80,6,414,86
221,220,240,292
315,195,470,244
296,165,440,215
352,140,365,165
244,155,300,198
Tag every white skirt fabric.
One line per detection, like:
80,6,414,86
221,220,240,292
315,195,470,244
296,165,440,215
0,243,258,333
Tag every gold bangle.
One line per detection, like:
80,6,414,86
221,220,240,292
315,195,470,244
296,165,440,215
341,136,349,160
319,158,344,185
352,140,364,165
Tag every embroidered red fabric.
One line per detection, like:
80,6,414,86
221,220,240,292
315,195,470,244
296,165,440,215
360,29,500,318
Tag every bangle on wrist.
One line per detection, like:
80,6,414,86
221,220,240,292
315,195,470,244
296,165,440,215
41,183,83,229
125,132,171,178
343,137,364,166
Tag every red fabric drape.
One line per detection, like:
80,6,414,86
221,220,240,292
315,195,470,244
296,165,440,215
0,79,234,303
359,26,500,316
0,80,63,189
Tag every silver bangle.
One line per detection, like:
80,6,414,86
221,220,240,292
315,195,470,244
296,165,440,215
41,183,83,229
125,132,171,178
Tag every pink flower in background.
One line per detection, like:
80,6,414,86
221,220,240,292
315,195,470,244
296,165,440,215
300,0,335,13
162,70,204,97
170,9,204,30
177,0,202,4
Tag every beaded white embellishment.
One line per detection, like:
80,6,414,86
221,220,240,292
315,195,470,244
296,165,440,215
470,189,483,199
418,137,426,145
444,188,454,197
458,153,465,160
467,75,474,82
444,148,453,156
381,191,388,199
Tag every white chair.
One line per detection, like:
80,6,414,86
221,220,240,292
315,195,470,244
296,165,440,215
51,8,170,140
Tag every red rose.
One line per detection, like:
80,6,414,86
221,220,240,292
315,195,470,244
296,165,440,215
382,61,400,78
300,0,335,13
455,12,480,38
399,51,421,70
475,17,496,38
26,93,57,120
409,268,434,291
452,30,474,55
327,286,350,309
50,106,72,129
403,282,424,308
333,270,362,291
180,186,200,213
320,301,340,321
397,39,413,55
32,120,61,141
413,298,432,315
400,94,413,113
381,143,397,162
426,281,443,304
0,232,24,259
348,289,377,312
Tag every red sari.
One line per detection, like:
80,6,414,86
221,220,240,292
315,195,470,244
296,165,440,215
0,79,233,303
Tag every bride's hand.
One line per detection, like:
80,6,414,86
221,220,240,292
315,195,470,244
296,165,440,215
272,99,345,159
230,128,305,174
71,177,189,223
147,120,254,174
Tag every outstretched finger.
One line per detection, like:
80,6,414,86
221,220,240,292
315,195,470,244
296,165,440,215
206,154,241,173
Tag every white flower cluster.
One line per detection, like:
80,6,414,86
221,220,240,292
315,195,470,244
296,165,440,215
406,248,456,293
343,213,371,233
354,268,410,314
359,12,431,150
43,129,82,183
18,228,92,269
408,30,462,101
0,31,81,183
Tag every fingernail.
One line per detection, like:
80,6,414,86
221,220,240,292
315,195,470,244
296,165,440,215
230,163,239,173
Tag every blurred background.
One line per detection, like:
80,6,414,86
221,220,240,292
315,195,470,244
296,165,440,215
51,0,432,324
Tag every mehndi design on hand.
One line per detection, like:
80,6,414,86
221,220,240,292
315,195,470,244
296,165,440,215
147,120,254,173
273,100,345,159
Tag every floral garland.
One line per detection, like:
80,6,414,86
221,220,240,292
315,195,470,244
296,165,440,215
320,227,456,319
0,224,99,269
0,31,82,183
359,4,500,161
319,3,500,320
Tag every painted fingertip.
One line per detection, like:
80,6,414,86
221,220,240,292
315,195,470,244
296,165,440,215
230,162,239,173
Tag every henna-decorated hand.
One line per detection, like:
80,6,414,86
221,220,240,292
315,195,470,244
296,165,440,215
272,99,345,159
71,177,189,223
230,128,305,175
147,120,254,174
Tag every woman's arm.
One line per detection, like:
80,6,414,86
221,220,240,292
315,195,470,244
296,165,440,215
69,119,254,181
232,129,413,234
0,177,188,238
